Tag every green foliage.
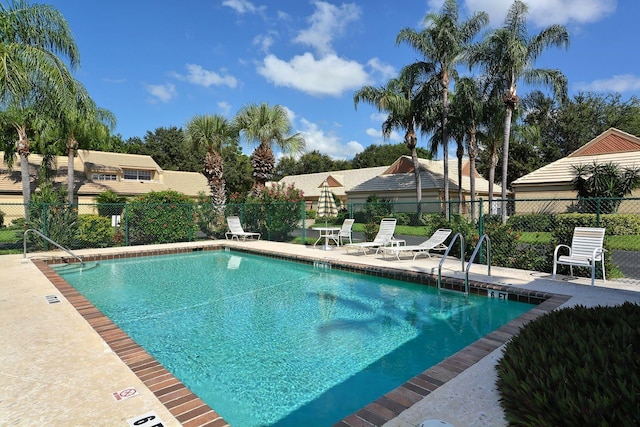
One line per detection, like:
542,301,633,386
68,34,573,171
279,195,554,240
27,184,78,249
125,191,197,245
507,214,556,232
351,143,431,168
0,209,4,228
273,150,346,180
306,209,317,220
95,189,127,216
358,195,393,223
192,192,226,239
421,214,476,258
77,215,114,248
572,162,640,213
497,303,640,426
241,183,304,241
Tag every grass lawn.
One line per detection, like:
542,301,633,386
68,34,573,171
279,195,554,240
0,228,21,243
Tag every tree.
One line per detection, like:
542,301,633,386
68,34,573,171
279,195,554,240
469,0,569,222
184,114,235,208
0,0,80,219
273,150,339,180
233,103,305,192
354,65,438,213
352,143,431,169
396,0,488,217
572,162,640,213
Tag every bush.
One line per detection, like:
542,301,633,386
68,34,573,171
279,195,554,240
421,214,476,259
306,209,317,220
0,209,4,228
497,302,640,426
242,183,304,241
27,184,78,250
192,192,226,239
507,214,556,232
95,189,127,217
77,215,114,248
125,191,198,245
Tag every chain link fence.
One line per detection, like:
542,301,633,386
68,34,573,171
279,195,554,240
2,196,638,282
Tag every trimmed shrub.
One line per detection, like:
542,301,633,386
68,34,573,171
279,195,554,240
507,214,556,232
77,215,114,248
497,303,640,426
95,189,127,217
242,183,304,241
125,191,198,245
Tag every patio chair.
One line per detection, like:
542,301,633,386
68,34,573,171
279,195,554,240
344,218,396,255
337,218,355,245
552,227,606,286
379,228,452,261
225,216,261,241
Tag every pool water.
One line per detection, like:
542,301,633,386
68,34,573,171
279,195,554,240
55,251,533,427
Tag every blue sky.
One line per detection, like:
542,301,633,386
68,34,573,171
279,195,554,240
48,0,639,161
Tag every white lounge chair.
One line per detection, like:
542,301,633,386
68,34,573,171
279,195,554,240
552,227,606,286
338,218,355,245
379,228,452,261
225,216,261,241
344,218,397,255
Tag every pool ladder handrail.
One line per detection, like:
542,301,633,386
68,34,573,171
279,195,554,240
437,233,465,292
464,233,491,293
23,228,84,266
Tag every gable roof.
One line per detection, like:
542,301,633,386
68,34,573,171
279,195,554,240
512,128,640,187
349,156,501,195
278,166,389,198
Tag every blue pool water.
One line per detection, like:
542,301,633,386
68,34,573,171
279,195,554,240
55,251,533,427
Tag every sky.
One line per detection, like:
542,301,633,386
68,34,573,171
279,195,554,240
47,0,640,161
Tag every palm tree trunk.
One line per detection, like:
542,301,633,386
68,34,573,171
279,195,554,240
501,106,513,224
67,135,77,205
16,125,31,220
468,127,477,223
406,129,422,218
457,140,463,213
488,146,498,216
442,81,450,218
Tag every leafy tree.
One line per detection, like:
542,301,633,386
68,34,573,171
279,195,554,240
468,0,569,222
0,0,81,219
233,103,305,192
572,162,640,213
397,0,488,217
352,143,431,168
222,142,253,198
131,126,203,171
273,150,339,180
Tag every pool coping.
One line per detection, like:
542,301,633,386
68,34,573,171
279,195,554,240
36,243,571,427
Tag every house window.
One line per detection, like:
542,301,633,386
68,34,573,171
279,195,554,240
92,173,117,181
123,169,152,181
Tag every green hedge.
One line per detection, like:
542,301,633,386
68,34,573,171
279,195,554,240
507,213,640,235
497,303,640,426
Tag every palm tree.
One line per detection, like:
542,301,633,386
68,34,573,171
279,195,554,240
184,114,235,207
450,77,487,222
233,103,305,192
468,0,569,222
396,0,488,217
56,80,116,203
353,64,437,216
0,0,80,219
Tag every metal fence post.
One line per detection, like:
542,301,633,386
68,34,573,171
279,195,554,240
596,198,601,226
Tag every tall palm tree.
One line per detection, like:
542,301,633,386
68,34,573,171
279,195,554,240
396,0,488,217
468,0,569,222
233,103,305,192
56,80,116,203
184,114,235,207
0,0,80,219
353,64,437,216
450,77,485,222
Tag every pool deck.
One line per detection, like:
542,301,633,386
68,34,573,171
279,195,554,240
2,240,640,427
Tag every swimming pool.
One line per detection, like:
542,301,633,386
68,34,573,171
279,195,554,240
55,250,534,427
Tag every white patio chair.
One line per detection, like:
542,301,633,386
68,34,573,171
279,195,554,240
337,218,355,245
344,218,396,255
380,228,452,261
225,216,261,241
552,227,606,286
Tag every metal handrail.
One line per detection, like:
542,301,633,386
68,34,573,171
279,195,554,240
465,234,491,294
23,228,84,266
437,233,465,291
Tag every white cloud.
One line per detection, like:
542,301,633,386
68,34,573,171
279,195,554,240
365,127,402,143
258,52,369,97
222,0,258,14
463,0,616,27
298,118,364,160
294,1,361,56
574,74,640,93
172,64,237,88
145,83,176,103
367,58,396,81
217,101,232,115
253,33,275,54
